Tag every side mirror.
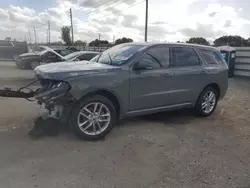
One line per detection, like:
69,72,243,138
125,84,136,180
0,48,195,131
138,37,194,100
74,58,80,61
133,62,153,71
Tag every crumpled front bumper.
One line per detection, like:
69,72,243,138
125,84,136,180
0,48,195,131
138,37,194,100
34,79,77,121
35,80,76,110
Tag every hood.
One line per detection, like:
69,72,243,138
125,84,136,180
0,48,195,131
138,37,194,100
19,52,40,57
34,61,119,80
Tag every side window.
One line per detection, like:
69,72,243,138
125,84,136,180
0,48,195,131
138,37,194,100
147,46,170,67
137,53,161,69
85,54,96,61
78,54,88,60
171,47,200,67
47,52,60,60
0,41,12,47
200,49,223,64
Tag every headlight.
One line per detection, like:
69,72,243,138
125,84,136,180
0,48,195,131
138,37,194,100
21,57,30,60
35,80,71,99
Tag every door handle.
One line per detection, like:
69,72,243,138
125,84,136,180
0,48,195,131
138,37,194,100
161,73,173,77
200,70,207,75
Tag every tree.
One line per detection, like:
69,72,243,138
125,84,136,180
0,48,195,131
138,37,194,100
5,37,11,41
89,39,110,47
186,37,210,45
61,26,72,46
214,35,249,47
115,37,133,45
74,40,87,46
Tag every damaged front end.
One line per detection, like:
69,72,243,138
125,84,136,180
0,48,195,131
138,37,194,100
0,79,76,122
35,79,76,121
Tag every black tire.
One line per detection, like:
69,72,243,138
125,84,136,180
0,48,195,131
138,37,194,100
30,61,40,70
70,95,117,141
12,54,18,61
195,87,218,117
15,62,29,69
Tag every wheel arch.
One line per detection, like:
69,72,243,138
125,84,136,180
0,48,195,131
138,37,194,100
203,83,220,98
78,89,121,119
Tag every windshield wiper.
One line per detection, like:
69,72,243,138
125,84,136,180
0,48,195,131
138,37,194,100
108,53,113,65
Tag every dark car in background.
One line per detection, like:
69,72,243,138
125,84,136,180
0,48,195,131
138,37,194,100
53,46,79,56
15,49,99,69
0,40,28,60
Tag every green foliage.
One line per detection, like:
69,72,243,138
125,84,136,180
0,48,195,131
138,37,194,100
61,26,72,46
89,39,110,47
214,35,249,47
115,37,133,45
74,40,87,46
186,37,210,45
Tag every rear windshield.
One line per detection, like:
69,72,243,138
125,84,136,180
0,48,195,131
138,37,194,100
200,49,224,64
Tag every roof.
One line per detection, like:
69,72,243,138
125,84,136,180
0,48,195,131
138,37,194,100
80,51,100,54
217,46,236,52
124,42,217,50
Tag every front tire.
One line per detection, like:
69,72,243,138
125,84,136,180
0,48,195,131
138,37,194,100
70,95,117,141
30,61,40,70
15,62,29,69
195,87,218,116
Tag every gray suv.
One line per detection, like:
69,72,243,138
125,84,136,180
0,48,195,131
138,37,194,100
34,43,228,140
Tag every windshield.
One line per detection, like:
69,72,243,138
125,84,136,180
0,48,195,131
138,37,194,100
63,51,82,60
96,44,147,66
37,50,48,55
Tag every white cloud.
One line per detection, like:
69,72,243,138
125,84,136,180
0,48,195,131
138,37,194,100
0,0,250,43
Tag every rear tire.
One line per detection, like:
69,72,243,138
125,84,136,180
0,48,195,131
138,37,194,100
70,95,117,141
195,87,218,117
30,61,40,70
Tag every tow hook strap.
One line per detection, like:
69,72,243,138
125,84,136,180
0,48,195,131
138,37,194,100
0,79,37,99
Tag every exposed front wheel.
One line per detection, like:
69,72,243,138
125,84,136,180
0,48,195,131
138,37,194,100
15,62,29,69
70,95,117,140
195,87,218,116
30,61,40,69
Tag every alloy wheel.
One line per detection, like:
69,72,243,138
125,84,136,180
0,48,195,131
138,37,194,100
201,91,216,114
77,102,111,136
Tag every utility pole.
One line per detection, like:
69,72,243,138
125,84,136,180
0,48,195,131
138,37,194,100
145,0,148,42
46,29,48,43
113,35,115,44
98,33,101,51
33,26,37,44
28,29,32,44
70,8,74,44
48,20,51,44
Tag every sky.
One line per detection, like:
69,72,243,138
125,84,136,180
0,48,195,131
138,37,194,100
0,0,250,43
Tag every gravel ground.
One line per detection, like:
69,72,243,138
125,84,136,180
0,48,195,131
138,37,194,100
0,61,249,188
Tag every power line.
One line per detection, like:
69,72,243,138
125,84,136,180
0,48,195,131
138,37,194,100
88,0,125,14
84,0,145,22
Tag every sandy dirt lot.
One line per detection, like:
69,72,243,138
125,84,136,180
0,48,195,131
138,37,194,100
0,61,249,188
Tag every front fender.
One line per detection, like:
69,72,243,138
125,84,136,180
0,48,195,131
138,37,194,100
65,70,130,115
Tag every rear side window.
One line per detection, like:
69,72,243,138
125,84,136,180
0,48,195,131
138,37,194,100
171,47,200,66
0,41,12,47
200,49,223,64
146,46,170,67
